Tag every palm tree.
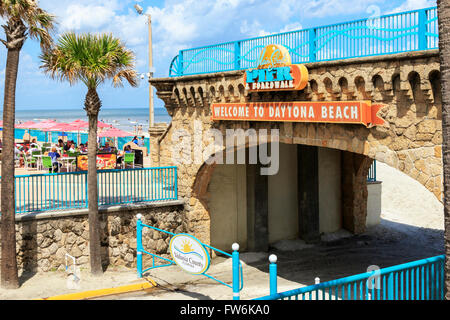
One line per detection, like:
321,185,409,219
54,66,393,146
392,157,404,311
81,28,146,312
438,0,450,300
40,33,138,275
0,0,55,289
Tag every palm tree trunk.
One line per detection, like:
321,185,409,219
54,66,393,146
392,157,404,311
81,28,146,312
85,88,103,275
0,48,21,289
438,0,450,300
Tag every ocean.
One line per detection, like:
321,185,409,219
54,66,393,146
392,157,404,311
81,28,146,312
13,107,171,136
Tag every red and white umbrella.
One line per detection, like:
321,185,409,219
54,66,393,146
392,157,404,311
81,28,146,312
69,120,112,130
31,120,57,129
98,127,131,138
15,121,36,128
45,123,79,132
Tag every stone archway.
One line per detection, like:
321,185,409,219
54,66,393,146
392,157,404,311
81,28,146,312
150,50,443,245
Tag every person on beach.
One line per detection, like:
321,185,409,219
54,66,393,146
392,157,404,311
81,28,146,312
138,136,145,147
48,147,62,172
132,136,138,145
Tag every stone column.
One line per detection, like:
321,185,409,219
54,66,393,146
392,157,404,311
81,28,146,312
148,124,169,167
297,145,321,243
341,151,374,234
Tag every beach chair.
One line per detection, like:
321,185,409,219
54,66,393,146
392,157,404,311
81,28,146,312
123,153,135,169
42,156,54,173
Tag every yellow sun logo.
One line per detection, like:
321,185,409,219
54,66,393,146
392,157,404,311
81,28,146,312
181,240,193,253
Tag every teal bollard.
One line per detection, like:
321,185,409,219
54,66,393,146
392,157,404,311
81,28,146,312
232,243,240,300
269,255,278,296
136,214,143,278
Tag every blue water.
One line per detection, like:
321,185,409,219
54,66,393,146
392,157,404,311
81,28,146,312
13,107,171,134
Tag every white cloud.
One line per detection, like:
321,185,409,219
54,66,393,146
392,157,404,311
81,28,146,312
389,0,436,13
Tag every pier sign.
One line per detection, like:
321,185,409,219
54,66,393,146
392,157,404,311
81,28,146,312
211,101,385,127
169,234,211,275
244,44,308,92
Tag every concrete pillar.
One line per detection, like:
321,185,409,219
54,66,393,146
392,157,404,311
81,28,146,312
148,124,169,167
341,151,374,234
297,145,321,243
246,163,269,251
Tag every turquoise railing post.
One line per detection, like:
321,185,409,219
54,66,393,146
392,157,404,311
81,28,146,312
387,272,394,300
178,51,184,77
309,28,316,62
232,243,240,300
418,9,428,50
234,41,241,70
136,214,143,278
269,254,278,296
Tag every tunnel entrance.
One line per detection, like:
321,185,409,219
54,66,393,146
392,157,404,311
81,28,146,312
207,143,374,252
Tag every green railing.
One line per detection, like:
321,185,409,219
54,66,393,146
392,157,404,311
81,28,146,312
0,167,178,215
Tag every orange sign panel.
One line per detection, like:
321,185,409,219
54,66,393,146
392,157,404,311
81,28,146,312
211,101,384,127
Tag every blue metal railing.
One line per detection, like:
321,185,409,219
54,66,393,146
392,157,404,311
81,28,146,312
367,160,377,182
169,7,438,77
255,255,445,300
0,167,178,215
136,215,244,300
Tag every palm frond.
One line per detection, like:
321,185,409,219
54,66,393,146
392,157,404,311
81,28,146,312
40,32,138,90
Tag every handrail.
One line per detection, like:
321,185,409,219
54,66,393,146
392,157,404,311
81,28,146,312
254,255,445,300
170,7,438,77
1,166,179,215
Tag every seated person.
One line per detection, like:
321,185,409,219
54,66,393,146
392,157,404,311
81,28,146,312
58,139,65,149
26,143,40,155
48,147,62,172
102,142,112,153
77,143,87,153
14,145,24,167
117,145,132,165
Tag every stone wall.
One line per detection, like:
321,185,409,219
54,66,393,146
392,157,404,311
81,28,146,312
149,50,443,244
0,201,185,273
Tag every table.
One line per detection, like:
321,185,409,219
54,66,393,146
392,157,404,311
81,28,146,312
57,157,76,172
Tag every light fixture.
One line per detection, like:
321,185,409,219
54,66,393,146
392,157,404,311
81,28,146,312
134,4,144,15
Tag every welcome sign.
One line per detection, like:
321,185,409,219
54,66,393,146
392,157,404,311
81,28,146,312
169,234,211,275
211,101,385,127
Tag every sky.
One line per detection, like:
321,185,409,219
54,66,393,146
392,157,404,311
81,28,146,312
0,0,437,111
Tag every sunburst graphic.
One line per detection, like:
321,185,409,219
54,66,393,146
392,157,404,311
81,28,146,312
180,240,193,253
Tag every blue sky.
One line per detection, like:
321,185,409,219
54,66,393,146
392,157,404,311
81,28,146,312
0,0,437,111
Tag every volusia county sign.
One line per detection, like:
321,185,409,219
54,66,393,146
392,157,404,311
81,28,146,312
211,101,385,127
169,234,211,275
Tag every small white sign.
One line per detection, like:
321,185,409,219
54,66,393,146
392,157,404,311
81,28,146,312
169,234,210,275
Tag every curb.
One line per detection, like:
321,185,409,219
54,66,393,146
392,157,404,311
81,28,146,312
37,277,157,300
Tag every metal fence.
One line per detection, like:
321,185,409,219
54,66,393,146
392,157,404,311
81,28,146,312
255,255,445,300
367,161,377,182
169,7,438,77
0,167,177,215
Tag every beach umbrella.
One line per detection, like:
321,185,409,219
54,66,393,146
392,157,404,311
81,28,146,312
31,119,57,129
98,127,131,138
69,120,111,129
45,123,79,132
15,121,36,128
